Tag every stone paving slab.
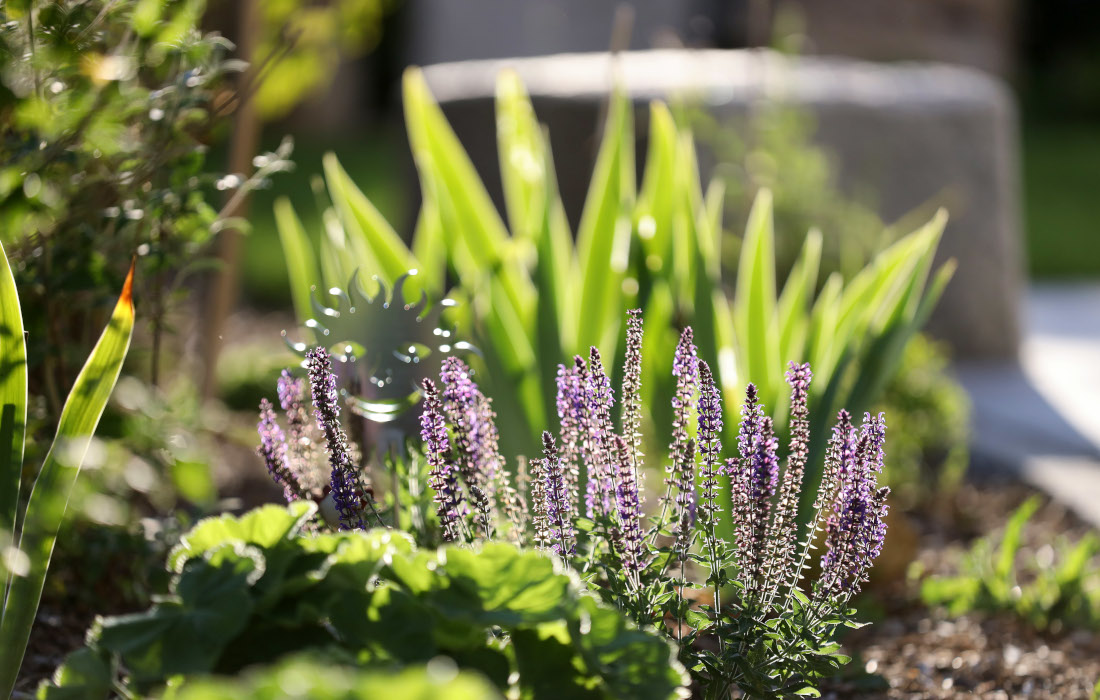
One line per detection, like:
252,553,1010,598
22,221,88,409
955,283,1100,529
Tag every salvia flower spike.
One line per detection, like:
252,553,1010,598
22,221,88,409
419,378,465,542
819,414,889,600
541,432,576,558
662,327,698,552
555,360,586,508
256,398,302,502
620,309,645,497
306,347,373,531
763,362,813,606
583,347,617,520
439,357,495,539
613,434,644,583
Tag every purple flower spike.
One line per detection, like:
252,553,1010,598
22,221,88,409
696,360,723,529
730,383,779,599
819,440,890,600
583,348,617,520
613,434,644,573
763,362,814,598
665,328,698,551
420,378,464,542
621,309,645,495
256,398,301,503
556,359,587,508
542,432,576,557
306,347,367,531
439,357,494,539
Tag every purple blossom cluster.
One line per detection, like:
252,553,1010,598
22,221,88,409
620,309,645,483
583,348,617,520
613,434,644,575
419,378,465,542
696,360,723,530
256,398,300,503
307,347,368,532
762,362,813,600
728,383,779,600
540,432,576,557
555,358,587,507
439,357,496,539
668,328,698,554
819,413,890,598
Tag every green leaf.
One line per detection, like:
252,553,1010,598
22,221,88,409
777,229,822,364
323,153,419,290
733,189,781,406
0,239,27,558
576,89,634,359
0,263,135,699
996,496,1040,583
170,655,503,700
168,501,317,573
96,548,258,683
273,197,320,325
35,647,114,700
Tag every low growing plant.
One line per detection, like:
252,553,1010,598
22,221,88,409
254,308,892,697
42,501,689,699
0,243,135,699
920,496,1100,632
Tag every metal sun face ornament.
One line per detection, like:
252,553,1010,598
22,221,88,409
284,270,475,425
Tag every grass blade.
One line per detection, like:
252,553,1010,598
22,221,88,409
733,189,781,406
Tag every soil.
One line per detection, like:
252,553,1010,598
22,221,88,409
822,478,1100,699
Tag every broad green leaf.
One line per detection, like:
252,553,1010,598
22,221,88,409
170,656,503,700
169,501,317,572
273,197,321,325
0,240,26,551
636,101,679,265
0,264,134,698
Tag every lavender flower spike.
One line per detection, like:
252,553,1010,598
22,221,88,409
306,347,369,531
420,378,464,542
276,370,311,483
542,432,576,557
819,441,890,600
256,399,302,502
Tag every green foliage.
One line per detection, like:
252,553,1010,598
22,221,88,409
0,245,135,698
164,655,502,700
43,502,689,699
873,334,970,508
691,102,887,281
920,497,1100,631
0,0,291,409
277,70,952,524
252,0,398,120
